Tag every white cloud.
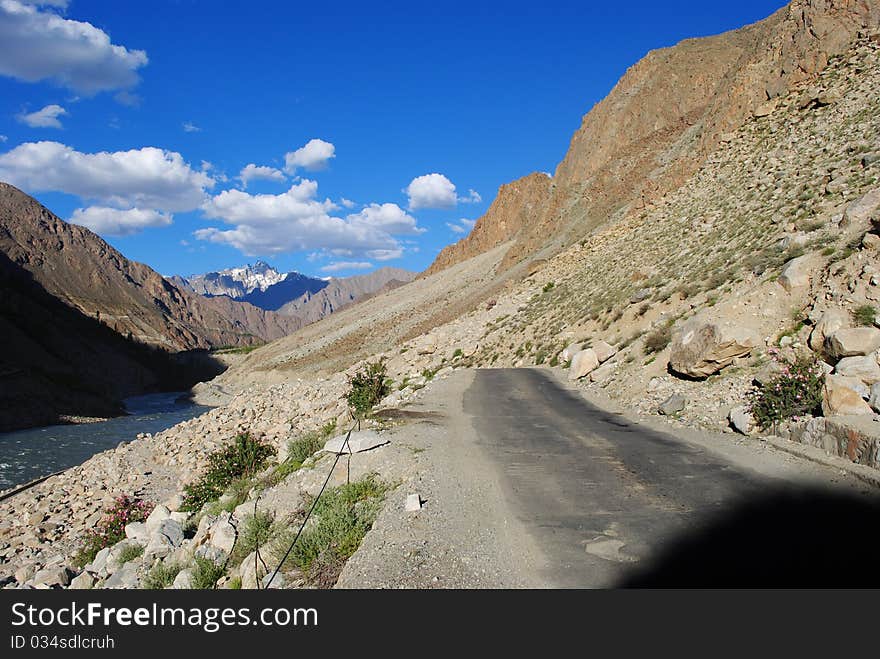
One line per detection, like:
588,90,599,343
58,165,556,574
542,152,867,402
446,218,476,235
367,248,403,261
321,261,372,273
339,197,356,209
69,206,171,236
459,188,482,203
406,173,457,210
347,203,423,235
0,135,7,142
182,121,200,133
0,0,148,94
0,141,214,211
283,138,334,173
16,103,67,128
20,2,69,7
238,163,285,188
197,180,418,258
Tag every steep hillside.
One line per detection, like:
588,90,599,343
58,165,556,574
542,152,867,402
209,3,879,420
0,250,224,432
0,183,300,351
429,0,880,274
276,267,416,323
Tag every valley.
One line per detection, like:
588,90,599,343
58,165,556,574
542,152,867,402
1,0,880,590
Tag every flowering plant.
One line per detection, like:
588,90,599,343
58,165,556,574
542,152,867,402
73,495,153,567
748,349,825,430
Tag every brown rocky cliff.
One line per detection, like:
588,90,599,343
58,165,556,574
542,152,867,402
426,0,880,275
425,172,552,276
0,182,299,351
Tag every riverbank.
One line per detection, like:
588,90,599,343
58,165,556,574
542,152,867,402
0,393,211,492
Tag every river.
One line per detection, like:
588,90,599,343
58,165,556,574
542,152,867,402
0,392,211,491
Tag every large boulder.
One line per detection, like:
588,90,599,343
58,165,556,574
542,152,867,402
208,513,237,554
833,355,880,385
808,308,849,351
778,255,812,292
568,349,599,380
559,342,582,363
841,188,880,228
668,319,756,379
592,340,617,364
822,375,873,416
826,327,880,359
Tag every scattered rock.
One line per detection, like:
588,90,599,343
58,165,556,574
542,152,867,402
405,494,422,512
822,375,873,416
559,342,582,363
809,308,849,351
69,571,95,590
833,355,880,384
729,406,755,435
172,569,193,590
668,319,755,379
32,566,71,588
568,349,600,380
208,514,237,554
592,340,617,364
778,255,812,291
659,394,686,416
322,430,390,454
826,327,880,358
841,188,880,228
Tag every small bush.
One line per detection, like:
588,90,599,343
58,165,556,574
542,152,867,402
144,562,183,590
853,305,876,327
191,556,226,590
346,360,390,418
274,475,388,587
73,495,153,567
117,544,144,565
643,325,672,355
542,281,555,293
748,351,825,429
285,422,336,468
181,433,276,512
231,511,274,565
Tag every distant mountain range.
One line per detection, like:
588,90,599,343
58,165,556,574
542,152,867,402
171,262,415,319
0,182,416,429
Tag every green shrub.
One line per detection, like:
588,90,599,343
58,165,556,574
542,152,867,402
345,360,390,418
144,562,183,590
853,305,876,327
542,281,555,293
231,511,274,565
117,544,144,565
274,475,388,588
748,351,825,429
191,557,226,590
643,325,672,355
284,422,336,468
181,433,276,512
73,495,153,567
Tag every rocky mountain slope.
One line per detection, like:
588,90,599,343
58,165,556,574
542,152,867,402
0,183,301,351
276,267,416,324
0,249,224,432
430,0,880,275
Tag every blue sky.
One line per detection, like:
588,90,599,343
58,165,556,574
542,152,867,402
0,0,786,278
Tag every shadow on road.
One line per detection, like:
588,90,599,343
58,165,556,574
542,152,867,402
617,487,880,587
